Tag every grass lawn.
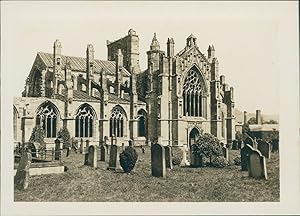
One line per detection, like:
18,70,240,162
14,146,279,202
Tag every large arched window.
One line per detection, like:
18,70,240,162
110,106,126,137
75,104,95,137
137,109,147,137
183,68,206,117
36,102,58,138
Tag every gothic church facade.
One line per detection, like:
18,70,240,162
13,29,235,148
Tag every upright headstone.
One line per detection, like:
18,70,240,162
14,151,32,190
100,144,106,161
108,145,122,171
232,140,238,150
80,138,83,154
241,144,253,171
257,139,271,159
190,144,202,168
248,148,268,180
54,139,61,160
222,146,229,161
84,145,97,168
151,143,166,177
122,143,125,151
164,146,173,169
271,139,279,152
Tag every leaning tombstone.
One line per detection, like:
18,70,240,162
84,145,97,168
151,143,166,177
164,146,173,169
257,139,271,159
248,148,268,180
54,139,61,160
14,151,32,190
222,146,229,161
240,144,253,171
190,144,202,168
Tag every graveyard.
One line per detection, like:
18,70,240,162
14,145,279,202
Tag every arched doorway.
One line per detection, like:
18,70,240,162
189,127,200,147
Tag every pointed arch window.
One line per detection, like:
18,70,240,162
110,106,126,137
75,104,94,137
36,102,58,138
183,69,206,117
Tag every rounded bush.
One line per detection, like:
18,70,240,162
172,147,183,166
211,156,228,168
120,146,138,173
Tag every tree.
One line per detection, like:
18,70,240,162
57,127,71,149
120,146,138,173
247,117,257,125
28,125,46,154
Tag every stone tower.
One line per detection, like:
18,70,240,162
107,28,141,74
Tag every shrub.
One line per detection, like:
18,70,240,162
120,146,138,173
233,156,241,166
57,127,71,149
193,133,224,167
29,125,46,151
172,147,183,166
211,156,228,168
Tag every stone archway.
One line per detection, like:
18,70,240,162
189,127,200,146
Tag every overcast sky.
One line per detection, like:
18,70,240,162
1,1,297,115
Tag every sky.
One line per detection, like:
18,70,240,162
0,1,295,115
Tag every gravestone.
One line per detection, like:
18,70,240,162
180,145,190,166
151,143,166,177
232,140,238,150
257,139,271,159
84,145,97,168
222,146,229,161
54,139,61,160
271,139,279,152
80,138,83,154
100,144,106,161
248,148,268,180
29,143,37,158
241,144,253,171
107,145,122,171
164,146,173,169
190,144,202,168
14,151,32,190
122,143,125,151
244,136,254,147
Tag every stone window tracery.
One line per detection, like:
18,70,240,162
182,69,207,117
75,104,94,137
109,106,126,137
36,102,58,138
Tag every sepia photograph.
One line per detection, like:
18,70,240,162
1,1,299,215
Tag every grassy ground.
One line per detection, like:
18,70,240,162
14,146,279,202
